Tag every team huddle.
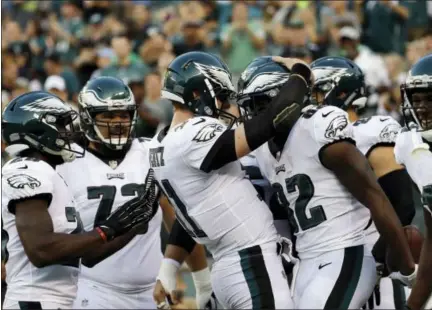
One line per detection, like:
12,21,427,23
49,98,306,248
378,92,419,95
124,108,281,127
1,51,431,310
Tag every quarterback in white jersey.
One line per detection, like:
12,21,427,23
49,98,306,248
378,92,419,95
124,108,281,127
56,77,207,309
237,56,417,309
394,54,432,310
150,52,313,309
1,92,152,309
311,56,419,309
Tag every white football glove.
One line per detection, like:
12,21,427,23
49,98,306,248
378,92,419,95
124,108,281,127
280,237,299,265
192,267,217,309
389,264,418,288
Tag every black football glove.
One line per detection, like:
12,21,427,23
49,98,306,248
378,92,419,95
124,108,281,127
97,169,160,241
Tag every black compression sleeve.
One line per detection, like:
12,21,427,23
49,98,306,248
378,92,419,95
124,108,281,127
372,169,417,263
167,219,197,254
200,129,237,172
378,169,416,226
200,73,309,173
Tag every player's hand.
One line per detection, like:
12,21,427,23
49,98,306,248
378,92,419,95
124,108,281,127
394,123,430,166
389,264,418,287
97,169,159,241
154,258,183,308
272,56,314,85
280,237,299,265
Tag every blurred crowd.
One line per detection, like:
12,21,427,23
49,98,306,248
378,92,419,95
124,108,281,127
2,0,432,135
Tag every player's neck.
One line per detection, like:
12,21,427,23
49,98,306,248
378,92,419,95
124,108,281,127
170,109,194,129
347,109,359,122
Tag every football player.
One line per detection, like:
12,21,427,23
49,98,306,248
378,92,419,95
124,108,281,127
310,56,417,309
55,77,210,309
237,56,417,309
1,91,154,309
395,53,432,310
148,51,311,309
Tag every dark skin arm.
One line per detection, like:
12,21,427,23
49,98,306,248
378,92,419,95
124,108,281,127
407,208,432,310
81,230,136,268
15,198,105,268
321,141,415,275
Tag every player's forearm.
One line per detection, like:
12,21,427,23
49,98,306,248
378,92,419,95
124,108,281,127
323,143,415,274
407,210,432,310
25,230,104,268
81,230,136,268
185,244,208,272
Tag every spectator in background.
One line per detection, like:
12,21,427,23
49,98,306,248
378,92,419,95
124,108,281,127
361,0,409,55
157,51,175,78
44,53,81,102
44,75,70,106
100,33,149,83
11,77,30,100
74,39,98,86
91,47,115,79
48,0,85,63
221,2,265,80
139,27,172,68
338,26,392,117
130,4,153,50
172,21,207,56
135,72,173,138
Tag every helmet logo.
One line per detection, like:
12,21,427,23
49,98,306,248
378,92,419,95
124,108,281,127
194,63,235,92
21,97,69,113
241,72,290,94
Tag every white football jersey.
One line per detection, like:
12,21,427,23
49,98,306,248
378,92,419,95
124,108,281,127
56,139,163,292
255,106,370,259
148,116,278,261
352,115,401,247
2,157,81,304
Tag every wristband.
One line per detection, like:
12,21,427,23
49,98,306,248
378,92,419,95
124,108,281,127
95,227,108,243
192,267,211,289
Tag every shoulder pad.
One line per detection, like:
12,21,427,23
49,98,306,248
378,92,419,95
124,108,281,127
306,106,353,146
188,117,227,143
353,116,401,156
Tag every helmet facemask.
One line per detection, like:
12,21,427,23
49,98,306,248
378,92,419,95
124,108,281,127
191,77,239,129
311,66,367,110
237,87,280,120
80,107,137,151
402,79,432,141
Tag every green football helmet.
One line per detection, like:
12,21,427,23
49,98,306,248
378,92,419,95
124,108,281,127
237,56,291,118
161,51,238,127
78,76,136,150
2,91,84,162
401,53,432,141
310,56,367,110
